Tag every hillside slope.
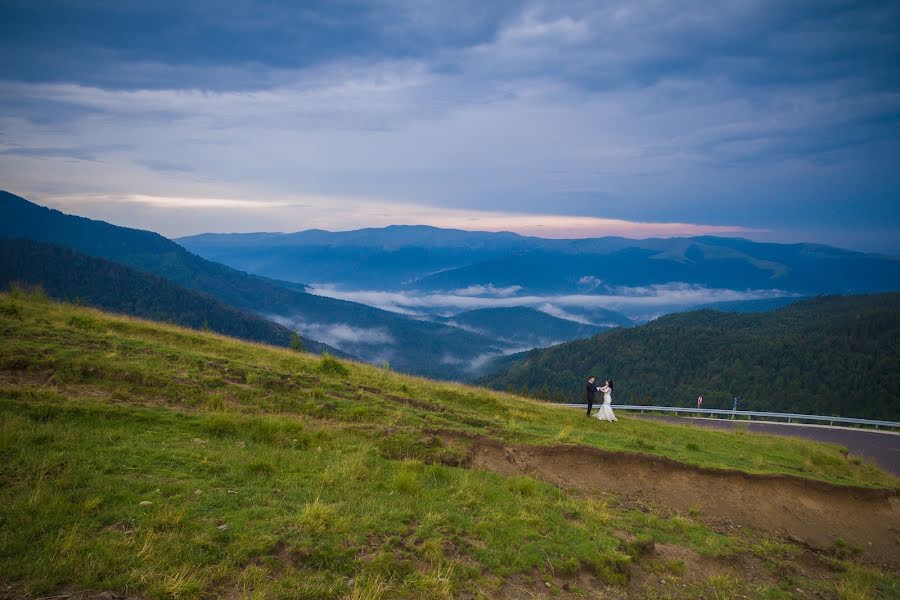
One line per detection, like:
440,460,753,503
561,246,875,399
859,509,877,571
0,191,314,312
1,293,897,599
478,294,900,420
0,191,505,379
2,292,898,599
0,238,338,354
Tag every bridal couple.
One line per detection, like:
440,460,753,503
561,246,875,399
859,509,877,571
586,376,616,422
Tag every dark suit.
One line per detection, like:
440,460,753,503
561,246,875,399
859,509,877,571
586,382,599,416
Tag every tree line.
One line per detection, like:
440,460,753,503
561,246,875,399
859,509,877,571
478,294,900,421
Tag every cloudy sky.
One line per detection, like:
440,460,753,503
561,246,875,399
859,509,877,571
1,1,898,252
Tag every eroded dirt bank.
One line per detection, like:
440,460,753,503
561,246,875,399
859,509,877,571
456,435,900,565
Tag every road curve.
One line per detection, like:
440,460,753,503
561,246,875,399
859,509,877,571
634,415,900,477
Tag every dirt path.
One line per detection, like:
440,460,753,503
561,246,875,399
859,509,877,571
458,435,900,565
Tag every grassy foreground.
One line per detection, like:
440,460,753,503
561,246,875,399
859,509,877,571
0,290,897,599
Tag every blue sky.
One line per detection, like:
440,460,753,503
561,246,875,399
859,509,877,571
1,0,898,251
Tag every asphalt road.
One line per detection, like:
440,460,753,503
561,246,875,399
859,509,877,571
634,415,900,477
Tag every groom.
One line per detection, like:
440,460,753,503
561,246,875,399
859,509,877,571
585,376,600,417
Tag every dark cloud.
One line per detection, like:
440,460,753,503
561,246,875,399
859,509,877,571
0,0,516,90
0,0,897,251
2,1,896,95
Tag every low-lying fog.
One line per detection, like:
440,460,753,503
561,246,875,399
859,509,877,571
306,282,794,323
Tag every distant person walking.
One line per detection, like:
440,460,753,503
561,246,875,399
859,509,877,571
585,376,600,417
697,395,703,409
594,379,617,422
733,396,740,411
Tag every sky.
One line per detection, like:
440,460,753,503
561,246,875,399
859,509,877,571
1,0,898,252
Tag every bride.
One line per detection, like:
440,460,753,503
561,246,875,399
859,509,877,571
594,379,617,422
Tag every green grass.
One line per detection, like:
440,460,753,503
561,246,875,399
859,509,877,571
1,290,892,489
0,290,897,599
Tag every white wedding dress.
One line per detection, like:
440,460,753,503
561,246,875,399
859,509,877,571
594,388,617,422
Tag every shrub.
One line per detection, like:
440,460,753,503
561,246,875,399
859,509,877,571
318,353,349,378
289,332,305,352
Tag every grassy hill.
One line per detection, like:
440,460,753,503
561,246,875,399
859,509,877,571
1,291,897,599
478,294,900,421
0,239,338,354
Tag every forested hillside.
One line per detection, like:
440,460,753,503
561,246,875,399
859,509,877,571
0,190,315,312
478,294,900,420
0,239,338,353
441,307,611,347
0,192,505,379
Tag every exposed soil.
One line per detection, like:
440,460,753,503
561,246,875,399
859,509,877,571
453,434,900,565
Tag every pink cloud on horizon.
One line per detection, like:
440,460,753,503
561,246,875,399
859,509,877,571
35,191,763,240
423,213,762,239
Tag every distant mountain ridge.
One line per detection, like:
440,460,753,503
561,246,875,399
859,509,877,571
410,241,898,295
0,192,529,379
477,293,900,421
0,238,340,354
178,227,900,295
178,226,529,288
0,191,313,313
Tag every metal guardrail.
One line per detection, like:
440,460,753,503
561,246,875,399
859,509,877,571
561,404,900,431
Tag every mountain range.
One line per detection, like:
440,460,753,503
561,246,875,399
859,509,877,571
5,190,900,388
179,228,900,295
0,192,550,378
478,293,900,421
